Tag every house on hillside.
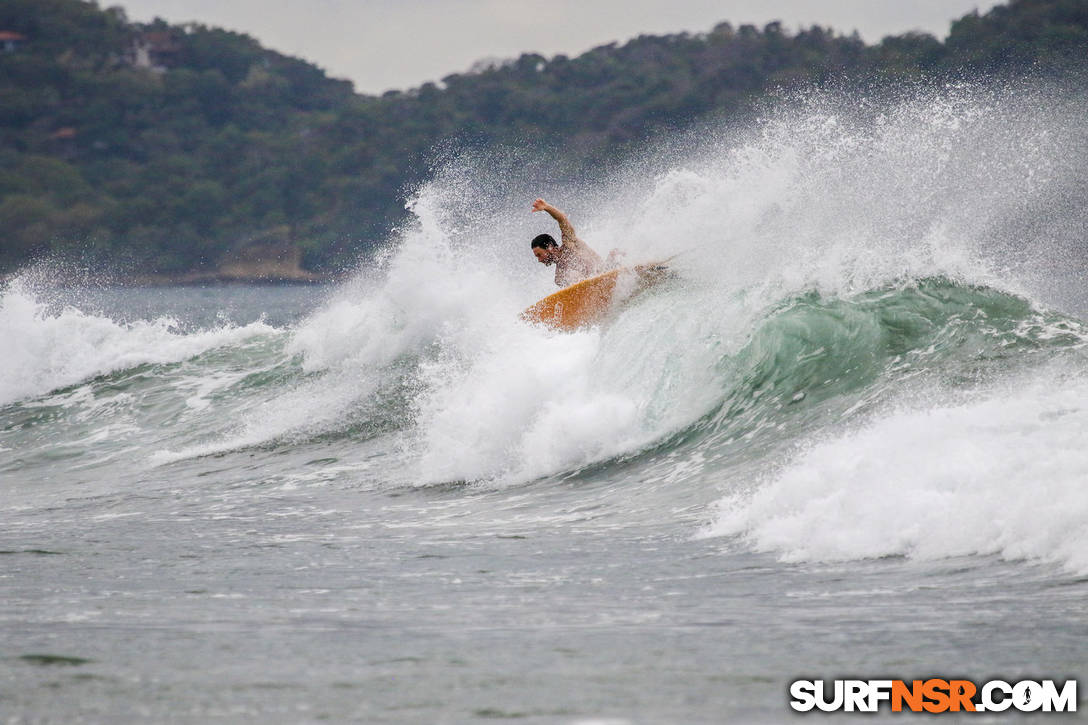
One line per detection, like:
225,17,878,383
50,127,78,158
0,31,26,53
130,31,182,72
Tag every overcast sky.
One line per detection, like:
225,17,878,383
116,0,1001,94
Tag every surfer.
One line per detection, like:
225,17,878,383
530,198,621,287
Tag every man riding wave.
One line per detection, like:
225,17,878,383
530,198,622,287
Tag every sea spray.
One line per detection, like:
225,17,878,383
162,83,1086,500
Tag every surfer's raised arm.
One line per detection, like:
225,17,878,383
531,198,579,246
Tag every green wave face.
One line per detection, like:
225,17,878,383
736,279,1047,404
652,277,1087,472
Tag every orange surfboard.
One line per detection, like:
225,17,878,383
521,262,670,331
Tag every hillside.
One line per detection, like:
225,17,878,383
0,0,1085,279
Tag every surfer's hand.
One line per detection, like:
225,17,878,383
532,198,548,213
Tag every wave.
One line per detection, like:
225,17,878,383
702,365,1088,574
0,280,277,408
691,277,1087,438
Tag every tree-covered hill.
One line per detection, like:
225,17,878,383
0,0,1084,278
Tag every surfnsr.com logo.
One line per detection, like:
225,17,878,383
789,679,1077,713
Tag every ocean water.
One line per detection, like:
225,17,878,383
2,84,1087,723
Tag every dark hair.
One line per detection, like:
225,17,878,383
531,233,558,250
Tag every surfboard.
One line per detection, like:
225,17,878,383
520,262,671,331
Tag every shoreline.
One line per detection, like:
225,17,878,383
2,264,349,289
126,270,337,287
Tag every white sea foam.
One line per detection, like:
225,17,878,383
0,281,274,407
703,367,1088,574
153,190,535,464
392,85,1079,484
221,83,1079,488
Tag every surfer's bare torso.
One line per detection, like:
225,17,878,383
553,231,604,287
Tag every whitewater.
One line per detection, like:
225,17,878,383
2,84,1086,722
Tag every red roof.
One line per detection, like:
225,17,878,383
0,32,26,42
